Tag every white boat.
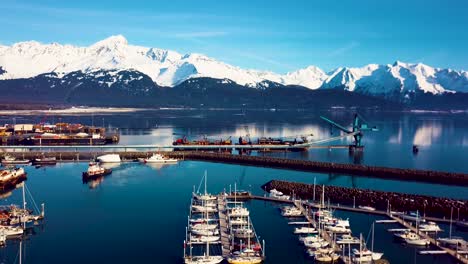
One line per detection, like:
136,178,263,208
337,234,360,244
0,231,5,246
96,154,121,163
192,205,218,213
419,221,442,232
191,223,218,230
82,162,112,178
189,235,220,244
404,234,430,246
139,153,178,164
299,235,323,243
227,255,262,264
352,248,383,262
191,229,219,236
233,228,254,238
294,227,317,234
304,240,329,249
0,225,23,236
230,207,249,217
281,207,302,217
0,167,26,185
315,251,340,263
1,155,30,165
325,219,352,233
400,211,426,222
358,205,376,211
269,188,290,200
230,217,248,226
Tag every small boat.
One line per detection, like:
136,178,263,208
138,153,178,164
0,225,24,237
230,207,250,217
336,234,360,244
185,255,224,264
192,205,217,213
191,229,219,236
352,248,383,262
1,155,30,165
82,162,112,178
190,223,218,230
269,189,290,200
358,205,376,211
0,167,27,186
304,240,329,249
299,235,323,243
419,221,442,232
281,207,302,217
294,227,317,234
400,211,425,222
32,156,57,165
405,236,430,246
314,251,340,263
96,154,121,163
189,235,220,244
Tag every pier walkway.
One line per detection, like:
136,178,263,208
217,196,231,257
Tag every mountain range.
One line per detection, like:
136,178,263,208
0,35,467,109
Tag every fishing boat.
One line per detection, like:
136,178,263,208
1,155,30,165
96,154,121,163
138,153,178,164
0,168,27,188
32,156,57,165
82,162,112,178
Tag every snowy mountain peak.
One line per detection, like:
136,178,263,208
0,35,467,97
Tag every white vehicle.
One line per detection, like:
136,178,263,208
96,154,121,163
269,189,290,200
139,153,178,164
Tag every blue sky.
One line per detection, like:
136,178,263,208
1,0,468,73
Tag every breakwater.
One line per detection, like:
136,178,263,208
2,151,468,186
262,180,468,220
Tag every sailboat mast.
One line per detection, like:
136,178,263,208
359,233,363,264
204,170,207,195
371,222,375,253
22,184,26,210
450,207,453,238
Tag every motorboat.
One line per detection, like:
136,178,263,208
233,228,254,239
189,235,220,244
230,217,248,226
352,248,383,262
82,162,112,178
230,207,249,217
138,153,178,164
0,225,24,237
32,156,57,165
0,167,27,185
269,188,290,200
419,221,442,232
358,205,376,211
191,223,218,230
96,154,121,163
191,229,219,236
1,155,30,165
314,251,340,263
281,207,302,217
404,232,430,246
400,211,425,222
337,234,360,244
294,227,317,234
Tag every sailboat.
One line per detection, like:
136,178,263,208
184,240,223,264
352,224,383,262
403,211,430,246
193,172,217,201
438,207,468,248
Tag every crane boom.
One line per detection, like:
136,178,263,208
320,116,352,133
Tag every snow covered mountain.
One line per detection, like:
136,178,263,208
0,35,467,98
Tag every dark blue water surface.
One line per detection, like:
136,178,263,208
0,110,466,263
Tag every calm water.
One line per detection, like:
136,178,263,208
0,110,467,263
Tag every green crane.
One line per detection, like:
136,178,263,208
320,113,378,150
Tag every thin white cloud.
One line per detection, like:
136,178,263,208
328,41,360,57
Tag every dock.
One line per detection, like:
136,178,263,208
1,148,467,186
217,195,231,257
248,194,468,264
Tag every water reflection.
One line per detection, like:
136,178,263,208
413,122,442,146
